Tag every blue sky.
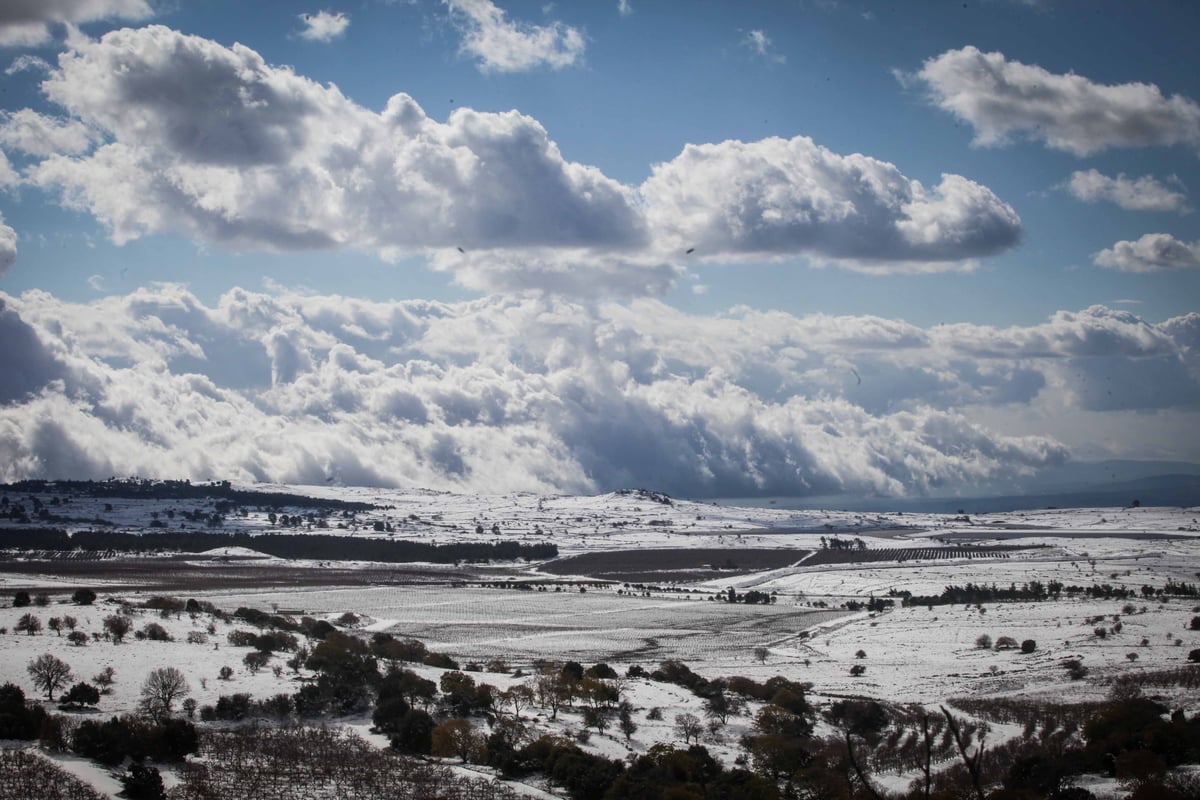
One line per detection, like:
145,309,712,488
0,0,1197,497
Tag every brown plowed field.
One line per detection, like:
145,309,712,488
542,544,1035,582
540,547,810,583
0,555,472,592
801,545,1026,566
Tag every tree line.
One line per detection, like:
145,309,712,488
1,478,376,511
0,528,556,563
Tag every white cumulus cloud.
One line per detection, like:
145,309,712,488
5,54,51,74
0,109,95,157
298,10,349,42
1065,169,1189,213
0,214,15,275
3,286,1196,493
445,0,585,73
0,285,1131,495
742,29,783,63
0,150,19,188
28,26,644,292
903,46,1200,156
0,0,151,46
17,26,1026,292
641,136,1021,271
1094,233,1200,272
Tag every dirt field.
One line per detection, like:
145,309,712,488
0,554,474,592
539,547,810,582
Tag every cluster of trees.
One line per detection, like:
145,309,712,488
2,667,195,800
721,587,776,605
896,580,1168,607
0,528,557,563
0,478,376,511
820,536,868,550
0,749,106,800
175,725,520,800
975,634,1038,653
13,589,1200,799
72,714,198,766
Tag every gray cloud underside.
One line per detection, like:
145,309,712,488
1066,170,1189,213
906,46,1200,156
2,286,1196,496
1094,233,1200,272
14,25,1022,289
0,0,151,46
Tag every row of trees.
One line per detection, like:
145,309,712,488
0,478,376,511
0,528,557,563
897,580,1171,607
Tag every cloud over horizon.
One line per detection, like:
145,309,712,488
1,284,1196,496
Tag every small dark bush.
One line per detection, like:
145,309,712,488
59,682,100,709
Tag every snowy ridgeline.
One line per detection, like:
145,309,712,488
2,480,1197,560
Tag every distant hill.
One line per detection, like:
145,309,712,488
874,473,1200,515
711,462,1200,514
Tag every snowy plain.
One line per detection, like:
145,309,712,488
1,482,1199,797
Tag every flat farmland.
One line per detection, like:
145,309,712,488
196,584,847,666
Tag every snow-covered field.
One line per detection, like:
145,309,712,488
2,482,1199,797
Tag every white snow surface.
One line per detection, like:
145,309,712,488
1,483,1199,797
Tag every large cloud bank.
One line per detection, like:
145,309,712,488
6,25,1022,289
2,286,1196,496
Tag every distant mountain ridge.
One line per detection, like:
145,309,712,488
711,462,1200,514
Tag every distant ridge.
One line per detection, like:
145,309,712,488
716,473,1200,514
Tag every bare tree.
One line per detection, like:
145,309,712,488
674,712,704,745
93,666,116,693
618,701,638,742
140,667,190,720
27,653,73,701
431,719,481,762
499,684,535,719
104,614,132,644
942,706,987,800
753,646,769,664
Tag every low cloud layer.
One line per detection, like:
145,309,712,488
1,285,1196,495
1095,233,1200,272
3,25,1025,293
904,46,1200,156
